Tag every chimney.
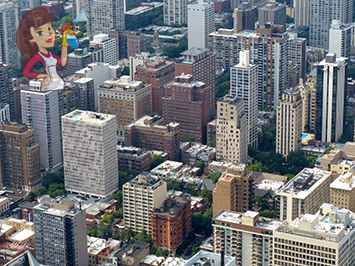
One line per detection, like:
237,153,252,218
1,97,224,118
221,250,225,266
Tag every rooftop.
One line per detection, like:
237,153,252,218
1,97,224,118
184,250,235,266
9,229,34,242
181,47,209,57
128,173,163,187
125,115,179,129
276,168,331,199
152,194,190,217
218,95,243,105
151,161,184,176
330,173,355,191
63,110,116,123
114,240,149,258
87,236,121,255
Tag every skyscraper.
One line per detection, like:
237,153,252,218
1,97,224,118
233,2,256,34
288,33,307,84
62,110,118,198
309,0,353,48
188,0,214,49
175,47,216,112
294,0,309,28
230,50,258,148
86,0,124,38
0,122,41,191
90,34,117,65
0,2,21,68
33,197,88,266
315,54,347,143
258,1,286,31
0,63,15,120
329,20,352,58
21,89,63,170
276,88,303,156
216,95,248,163
164,0,187,25
162,74,210,143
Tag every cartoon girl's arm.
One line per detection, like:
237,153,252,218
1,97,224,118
52,45,68,67
22,53,45,79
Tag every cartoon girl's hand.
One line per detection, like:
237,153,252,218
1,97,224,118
37,74,51,90
62,30,70,47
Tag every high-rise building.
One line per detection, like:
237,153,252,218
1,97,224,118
123,172,167,234
288,33,307,84
62,110,118,198
298,74,317,133
0,122,41,191
129,52,150,82
162,74,210,143
275,168,331,221
21,89,63,170
0,63,15,120
187,0,214,49
109,30,145,61
66,49,93,76
98,75,152,139
233,2,256,34
329,20,352,58
134,56,175,114
216,95,248,163
33,198,88,266
20,0,41,9
294,0,309,28
230,50,258,148
125,115,181,161
175,47,216,112
276,88,303,156
0,103,10,122
125,0,147,12
90,34,117,65
258,1,286,31
309,0,353,48
314,54,347,143
213,210,281,264
273,203,355,265
164,0,187,25
330,172,355,212
85,0,124,38
151,194,191,252
0,2,21,68
212,164,253,216
209,26,289,109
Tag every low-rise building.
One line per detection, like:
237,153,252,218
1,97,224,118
0,240,33,265
117,146,150,172
330,172,355,212
114,241,150,266
0,198,9,215
184,250,235,266
19,202,37,222
181,144,216,165
150,161,184,179
87,237,121,266
85,201,118,220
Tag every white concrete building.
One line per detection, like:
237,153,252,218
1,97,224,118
329,20,352,58
129,52,150,81
20,89,63,170
90,34,117,66
185,250,235,266
0,103,10,122
230,50,258,148
123,173,167,234
294,0,309,28
187,0,214,49
0,1,21,68
62,110,118,198
164,0,187,25
276,168,332,221
314,54,347,143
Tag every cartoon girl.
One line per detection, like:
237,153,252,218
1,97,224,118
16,7,74,91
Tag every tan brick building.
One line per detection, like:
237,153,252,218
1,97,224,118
98,76,152,139
330,172,355,212
0,122,41,191
212,164,253,216
298,74,316,133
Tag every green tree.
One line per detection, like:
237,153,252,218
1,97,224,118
261,210,277,219
28,192,36,202
102,213,111,223
87,229,98,237
286,15,294,23
348,66,355,79
112,191,123,208
192,240,202,256
122,66,130,76
150,155,164,170
118,168,138,189
134,229,151,243
181,134,194,142
165,179,183,190
146,46,155,53
123,227,135,241
200,189,212,203
216,81,230,99
97,222,112,239
248,161,265,172
207,172,222,183
194,161,205,176
114,208,123,219
36,186,48,198
207,140,216,147
259,119,276,151
252,195,268,211
80,39,90,48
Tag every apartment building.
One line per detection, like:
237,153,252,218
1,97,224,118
98,75,152,139
109,30,145,61
216,95,248,163
66,49,93,76
33,198,88,266
20,89,63,170
175,47,216,112
117,146,150,172
230,50,258,148
259,1,286,31
213,210,281,265
234,2,256,33
162,74,210,144
330,172,355,212
151,194,191,252
213,164,253,216
0,63,15,120
62,110,118,198
329,20,352,58
294,0,309,28
0,122,41,191
0,103,10,122
90,34,117,65
276,168,332,221
276,88,303,156
288,33,307,84
135,56,175,114
123,173,167,234
164,0,187,25
297,74,316,133
125,116,181,161
273,203,355,266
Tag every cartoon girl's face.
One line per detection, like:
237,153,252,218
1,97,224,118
30,22,56,49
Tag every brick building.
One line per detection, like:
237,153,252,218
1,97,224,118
162,74,210,144
98,76,152,139
0,122,41,192
41,1,64,17
135,56,175,114
175,47,216,112
19,202,37,222
125,116,181,161
117,146,150,172
207,120,216,143
109,30,145,61
151,194,191,252
234,2,256,33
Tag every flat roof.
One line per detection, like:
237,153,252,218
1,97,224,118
63,110,116,123
330,173,355,191
10,229,34,241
